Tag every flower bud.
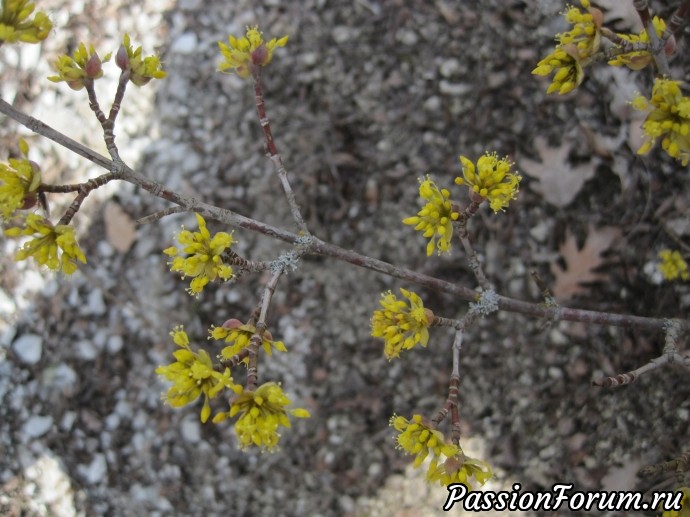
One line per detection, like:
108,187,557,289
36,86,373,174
21,193,38,210
222,318,243,329
85,52,102,78
664,34,677,57
251,44,269,66
115,45,129,70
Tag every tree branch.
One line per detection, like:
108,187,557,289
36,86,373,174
1,97,689,334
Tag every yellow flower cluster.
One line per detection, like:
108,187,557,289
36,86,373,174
532,0,602,94
164,213,235,296
632,78,690,165
390,414,459,471
155,326,242,423
662,487,689,517
116,33,167,86
4,214,86,274
532,45,584,95
213,382,310,451
371,288,432,360
403,177,459,256
48,43,111,90
455,153,521,213
390,414,492,489
0,0,52,44
0,139,41,219
658,249,689,281
608,17,667,70
209,319,287,365
427,453,493,489
218,26,288,79
557,0,602,57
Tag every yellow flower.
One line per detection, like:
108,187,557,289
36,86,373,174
163,213,235,296
403,177,459,256
658,249,689,281
0,0,52,44
47,43,111,90
455,152,521,213
155,326,242,423
218,26,288,79
609,17,667,70
390,414,459,474
632,78,690,165
557,0,602,58
209,319,287,365
662,487,690,517
532,44,584,95
427,453,493,489
371,288,432,360
212,382,310,451
115,33,167,86
4,214,86,274
0,139,42,219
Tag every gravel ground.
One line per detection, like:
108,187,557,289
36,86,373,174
1,1,689,516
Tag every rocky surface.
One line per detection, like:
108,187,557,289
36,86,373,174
1,0,689,516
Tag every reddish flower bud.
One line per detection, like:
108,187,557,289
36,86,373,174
222,318,243,329
85,52,102,78
115,45,129,70
664,34,677,57
251,44,269,66
21,192,38,210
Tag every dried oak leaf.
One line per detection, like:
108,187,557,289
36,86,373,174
104,201,137,253
551,225,622,301
519,136,597,207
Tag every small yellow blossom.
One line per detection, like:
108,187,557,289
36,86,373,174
47,43,111,90
209,319,287,365
115,33,166,86
557,0,602,58
403,177,459,256
532,44,584,95
390,414,459,474
218,26,288,79
163,213,235,296
455,153,521,213
662,487,690,517
212,382,310,451
632,78,690,165
0,139,42,219
4,214,86,274
371,288,432,360
608,17,667,70
658,249,689,281
427,453,493,489
155,326,242,423
0,0,52,44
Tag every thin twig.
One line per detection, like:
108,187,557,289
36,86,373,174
136,205,187,225
669,0,690,34
592,352,690,388
246,268,284,391
251,68,309,234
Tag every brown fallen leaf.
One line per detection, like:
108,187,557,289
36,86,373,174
104,201,137,253
551,225,622,301
519,136,598,207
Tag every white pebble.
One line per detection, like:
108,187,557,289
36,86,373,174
83,289,106,316
77,453,107,485
13,334,43,365
180,418,201,442
171,32,198,54
23,415,53,438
